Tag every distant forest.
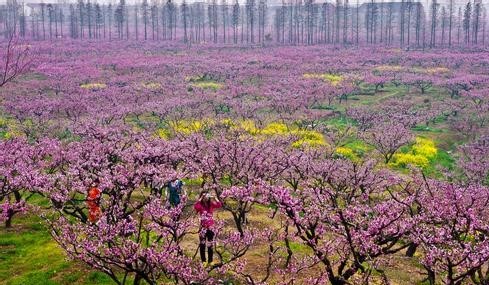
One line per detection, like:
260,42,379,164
1,0,487,48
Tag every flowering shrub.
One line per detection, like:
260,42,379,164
458,136,489,185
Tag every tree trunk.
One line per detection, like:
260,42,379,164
133,273,142,285
5,209,13,228
405,243,418,257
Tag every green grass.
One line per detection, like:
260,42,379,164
343,138,372,157
354,84,408,105
422,148,456,178
312,83,410,116
0,214,114,285
284,241,311,253
310,104,337,111
191,81,223,91
124,112,163,131
187,74,224,91
322,116,357,129
412,125,445,133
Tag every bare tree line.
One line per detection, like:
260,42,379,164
0,0,487,48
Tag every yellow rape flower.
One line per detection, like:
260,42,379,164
424,67,450,74
374,65,403,72
335,147,357,160
237,120,260,135
261,122,289,136
292,130,326,148
391,137,437,168
169,120,203,135
220,118,235,128
155,128,171,139
392,153,430,168
303,73,343,86
412,137,437,159
191,81,223,91
80,83,107,90
141,82,161,90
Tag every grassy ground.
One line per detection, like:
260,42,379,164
0,213,114,285
0,205,431,285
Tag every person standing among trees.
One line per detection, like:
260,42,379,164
194,191,222,266
166,178,186,207
86,179,102,223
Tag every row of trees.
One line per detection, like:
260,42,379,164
1,0,488,47
1,125,489,284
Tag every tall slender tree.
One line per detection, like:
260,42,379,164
181,0,189,43
472,0,481,44
463,1,471,44
222,0,229,43
232,0,239,43
142,0,148,40
448,0,453,46
430,0,438,48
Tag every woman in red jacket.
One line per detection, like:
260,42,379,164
194,191,222,265
87,179,102,223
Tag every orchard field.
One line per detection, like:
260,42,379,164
1,40,489,285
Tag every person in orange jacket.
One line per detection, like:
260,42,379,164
87,179,102,223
